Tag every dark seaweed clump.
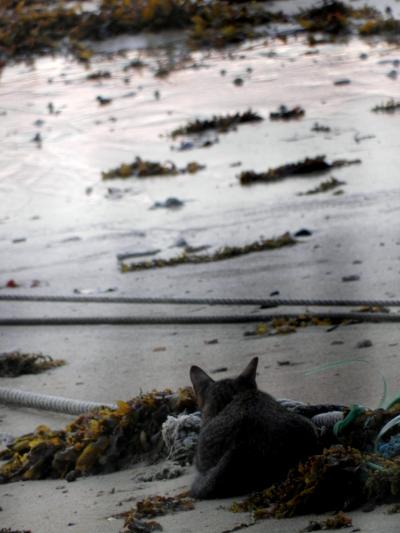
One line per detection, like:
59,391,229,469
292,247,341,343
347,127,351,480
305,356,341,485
120,232,296,272
359,18,400,39
170,110,263,138
0,351,65,377
239,156,361,185
232,404,400,519
0,388,197,483
300,512,352,531
118,493,194,532
296,1,353,34
299,176,346,195
269,105,305,121
189,2,288,48
371,99,400,113
101,157,205,180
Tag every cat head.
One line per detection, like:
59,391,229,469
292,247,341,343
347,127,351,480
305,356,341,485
190,357,258,422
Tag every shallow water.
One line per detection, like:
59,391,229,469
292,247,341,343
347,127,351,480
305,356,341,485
0,24,400,295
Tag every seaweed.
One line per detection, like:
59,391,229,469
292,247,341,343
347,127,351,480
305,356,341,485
87,70,112,80
188,2,288,48
233,445,400,519
245,315,336,337
296,1,353,34
359,18,400,38
120,232,296,272
0,530,32,533
118,493,194,532
269,105,305,121
311,123,331,133
299,177,346,196
300,512,352,531
170,110,263,138
0,351,65,377
371,99,400,113
0,388,197,483
101,158,205,180
239,156,361,185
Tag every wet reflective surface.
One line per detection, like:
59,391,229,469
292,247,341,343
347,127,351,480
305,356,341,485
0,30,400,296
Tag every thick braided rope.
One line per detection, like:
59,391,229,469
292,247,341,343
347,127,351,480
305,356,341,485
0,312,398,326
0,387,116,415
1,294,400,306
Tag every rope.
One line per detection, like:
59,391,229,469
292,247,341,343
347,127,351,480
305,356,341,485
1,294,400,307
0,387,116,415
0,312,398,326
0,386,344,427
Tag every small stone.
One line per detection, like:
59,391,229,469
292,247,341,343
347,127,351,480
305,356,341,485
334,78,351,86
342,275,360,282
356,339,373,349
295,228,312,237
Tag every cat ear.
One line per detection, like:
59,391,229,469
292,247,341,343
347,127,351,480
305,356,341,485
238,357,258,386
190,365,214,407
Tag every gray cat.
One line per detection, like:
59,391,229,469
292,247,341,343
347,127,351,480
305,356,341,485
189,357,319,498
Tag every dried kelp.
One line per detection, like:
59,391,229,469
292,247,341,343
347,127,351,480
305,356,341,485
296,1,353,34
372,99,400,113
0,529,32,533
299,177,346,195
120,232,296,272
269,106,305,121
239,156,361,185
101,158,205,180
170,110,263,139
87,70,112,80
233,445,400,519
359,18,400,38
0,351,65,377
119,493,194,533
0,388,197,483
245,315,336,337
0,0,196,65
189,2,288,48
300,512,352,531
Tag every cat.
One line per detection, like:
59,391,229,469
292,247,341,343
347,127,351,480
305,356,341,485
189,357,319,499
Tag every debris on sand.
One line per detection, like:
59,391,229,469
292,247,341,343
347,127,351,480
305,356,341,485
0,388,197,483
0,529,32,533
244,315,336,337
0,351,65,377
239,156,360,185
296,1,353,34
359,18,400,39
101,158,205,180
269,105,305,121
233,403,400,519
372,99,400,113
311,123,331,133
170,110,263,138
120,232,296,272
298,177,346,195
96,95,112,106
188,4,288,48
233,444,400,519
118,493,195,533
300,512,352,531
86,70,111,80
